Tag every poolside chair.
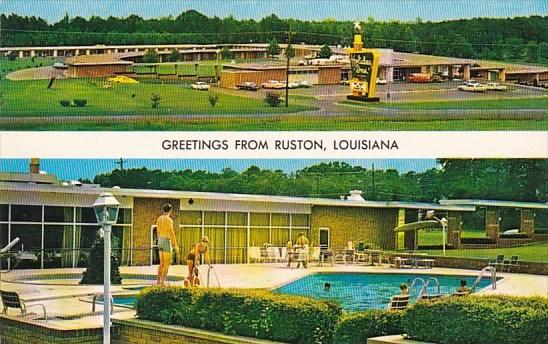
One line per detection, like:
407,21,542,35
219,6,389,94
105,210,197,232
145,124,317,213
1,290,47,322
488,255,505,270
248,247,263,263
452,291,470,297
418,293,442,303
501,255,520,272
308,247,321,266
387,295,409,311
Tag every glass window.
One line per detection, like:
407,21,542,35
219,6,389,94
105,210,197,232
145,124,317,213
44,206,74,223
116,208,132,224
76,207,98,224
226,227,247,264
180,211,202,226
250,213,269,226
0,224,8,269
250,227,269,247
11,205,42,222
227,212,247,226
271,227,290,247
10,224,42,269
291,214,309,227
203,226,225,264
0,204,8,221
272,213,290,226
203,211,225,226
75,225,100,267
43,225,73,268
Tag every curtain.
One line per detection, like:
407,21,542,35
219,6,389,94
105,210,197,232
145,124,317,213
74,225,82,267
61,225,73,267
226,227,246,263
271,227,290,247
204,226,225,264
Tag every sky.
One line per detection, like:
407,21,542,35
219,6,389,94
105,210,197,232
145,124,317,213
0,159,439,180
2,0,546,23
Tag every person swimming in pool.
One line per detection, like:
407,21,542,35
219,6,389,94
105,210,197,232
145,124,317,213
156,203,179,286
186,236,211,287
324,282,331,292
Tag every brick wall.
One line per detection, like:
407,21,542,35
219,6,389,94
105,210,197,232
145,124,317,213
68,64,129,77
0,316,102,344
112,319,283,344
318,66,341,85
310,206,398,250
132,197,181,265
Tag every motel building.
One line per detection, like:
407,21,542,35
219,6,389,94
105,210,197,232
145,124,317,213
1,160,546,270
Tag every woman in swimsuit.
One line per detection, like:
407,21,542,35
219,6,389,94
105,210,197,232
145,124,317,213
186,236,211,287
155,203,179,286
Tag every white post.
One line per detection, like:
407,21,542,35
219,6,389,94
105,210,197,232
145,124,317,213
442,223,447,256
103,223,111,344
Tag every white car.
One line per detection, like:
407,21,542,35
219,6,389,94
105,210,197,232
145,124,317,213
457,82,487,92
376,78,388,85
485,82,508,91
298,80,312,88
261,80,285,89
191,82,211,90
287,82,300,89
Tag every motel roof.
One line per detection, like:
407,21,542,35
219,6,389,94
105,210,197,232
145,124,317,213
0,182,475,212
386,51,475,68
440,199,548,210
65,53,134,66
470,60,548,74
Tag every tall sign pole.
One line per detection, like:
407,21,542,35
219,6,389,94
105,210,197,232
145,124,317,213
285,27,292,107
347,21,380,102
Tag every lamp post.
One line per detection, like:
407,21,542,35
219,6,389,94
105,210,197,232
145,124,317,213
426,210,448,255
93,192,120,344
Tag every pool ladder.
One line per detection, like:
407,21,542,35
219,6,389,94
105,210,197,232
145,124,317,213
409,277,441,301
91,293,114,314
471,266,497,291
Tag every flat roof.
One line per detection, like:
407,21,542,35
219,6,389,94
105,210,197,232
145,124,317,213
387,51,475,68
65,53,134,66
0,182,475,212
440,199,548,210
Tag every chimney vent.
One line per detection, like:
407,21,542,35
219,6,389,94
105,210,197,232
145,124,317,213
29,158,40,174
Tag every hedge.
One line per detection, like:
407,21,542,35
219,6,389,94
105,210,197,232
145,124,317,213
333,310,404,344
403,295,548,344
135,287,342,344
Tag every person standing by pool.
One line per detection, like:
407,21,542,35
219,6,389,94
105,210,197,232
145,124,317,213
295,232,309,268
187,236,212,286
285,240,294,268
156,203,179,286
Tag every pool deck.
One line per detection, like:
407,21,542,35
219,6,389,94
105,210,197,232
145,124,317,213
1,263,546,330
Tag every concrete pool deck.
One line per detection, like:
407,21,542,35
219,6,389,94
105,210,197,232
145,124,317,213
1,263,547,330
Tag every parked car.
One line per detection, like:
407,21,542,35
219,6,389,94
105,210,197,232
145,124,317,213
52,62,68,69
340,79,351,86
261,80,285,89
485,82,508,91
457,82,487,92
298,80,312,88
107,75,139,84
287,82,300,89
191,82,211,90
236,81,258,91
376,78,388,85
408,73,431,83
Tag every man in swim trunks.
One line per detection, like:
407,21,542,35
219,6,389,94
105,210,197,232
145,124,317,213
156,203,179,286
187,236,211,287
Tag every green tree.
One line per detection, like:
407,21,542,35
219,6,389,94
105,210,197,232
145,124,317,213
167,49,181,62
143,49,159,63
80,236,123,285
525,42,539,63
220,46,234,60
538,42,548,62
267,38,281,57
151,93,161,108
285,43,295,59
318,44,333,59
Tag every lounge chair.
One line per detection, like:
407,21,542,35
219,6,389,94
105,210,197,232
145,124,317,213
387,295,409,310
452,291,470,297
418,293,442,302
248,247,263,263
1,290,47,322
308,247,321,266
501,255,520,272
488,255,505,270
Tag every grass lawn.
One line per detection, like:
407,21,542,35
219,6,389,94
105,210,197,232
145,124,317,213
0,79,312,116
341,97,548,110
418,229,486,246
424,242,548,263
0,57,56,76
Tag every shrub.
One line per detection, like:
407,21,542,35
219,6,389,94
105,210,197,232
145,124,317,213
59,99,71,107
151,93,161,108
136,287,342,344
334,310,404,344
402,295,548,344
208,93,219,107
264,92,282,107
80,237,123,285
73,99,87,107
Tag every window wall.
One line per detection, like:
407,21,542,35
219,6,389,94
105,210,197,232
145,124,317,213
0,204,132,269
179,210,310,264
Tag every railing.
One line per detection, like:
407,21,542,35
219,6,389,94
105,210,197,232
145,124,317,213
418,277,441,300
472,266,497,291
408,277,426,297
91,293,114,314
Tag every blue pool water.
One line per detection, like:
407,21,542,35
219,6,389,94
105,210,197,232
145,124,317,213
275,273,493,311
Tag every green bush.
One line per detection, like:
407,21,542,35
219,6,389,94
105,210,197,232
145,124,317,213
333,310,404,344
73,99,87,107
264,92,282,107
403,295,548,344
136,287,342,344
59,99,71,107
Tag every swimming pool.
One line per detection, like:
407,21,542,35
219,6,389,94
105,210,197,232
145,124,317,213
274,273,494,311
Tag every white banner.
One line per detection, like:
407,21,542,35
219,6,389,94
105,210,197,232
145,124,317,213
0,131,546,158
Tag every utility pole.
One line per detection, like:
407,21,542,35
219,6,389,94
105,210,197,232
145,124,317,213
285,26,292,107
371,163,376,200
115,158,128,171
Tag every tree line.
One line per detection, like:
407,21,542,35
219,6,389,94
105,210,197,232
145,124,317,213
2,11,548,63
90,159,547,203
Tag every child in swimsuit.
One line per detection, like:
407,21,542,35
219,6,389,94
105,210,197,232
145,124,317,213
186,236,211,287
